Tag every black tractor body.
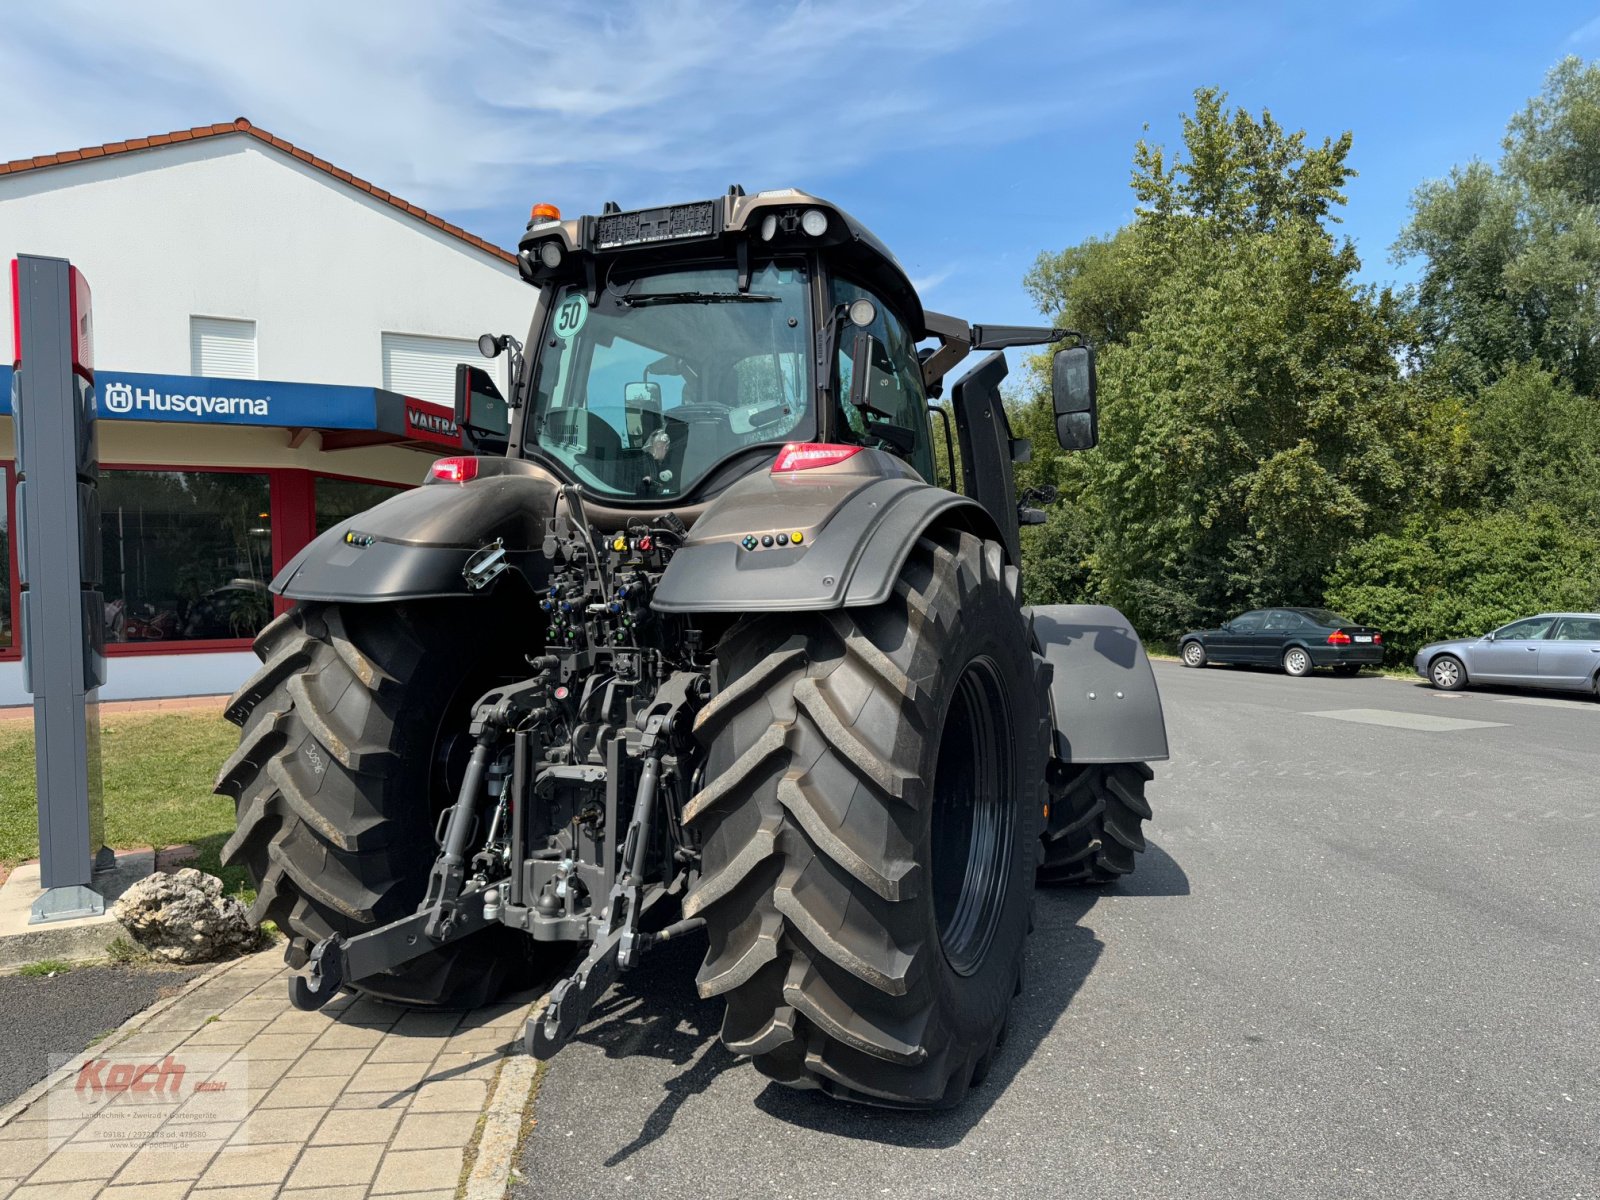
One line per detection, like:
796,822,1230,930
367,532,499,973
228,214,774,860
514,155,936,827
218,187,1167,1107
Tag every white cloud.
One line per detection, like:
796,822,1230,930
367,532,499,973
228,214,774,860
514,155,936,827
0,1,1025,208
0,0,1216,231
1568,13,1600,44
909,266,956,296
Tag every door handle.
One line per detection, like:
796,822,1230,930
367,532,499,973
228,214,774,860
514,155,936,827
1526,646,1537,651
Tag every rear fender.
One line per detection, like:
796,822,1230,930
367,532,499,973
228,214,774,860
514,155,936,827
272,458,560,603
1031,603,1169,764
651,448,1007,613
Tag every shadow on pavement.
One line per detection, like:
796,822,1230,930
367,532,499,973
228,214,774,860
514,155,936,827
570,837,1190,1157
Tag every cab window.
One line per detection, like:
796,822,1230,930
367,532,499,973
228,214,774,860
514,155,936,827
830,278,936,483
1228,612,1266,632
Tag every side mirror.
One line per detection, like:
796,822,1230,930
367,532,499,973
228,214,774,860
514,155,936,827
623,381,663,446
1484,631,1496,642
1221,620,1233,631
453,363,510,452
1052,344,1098,451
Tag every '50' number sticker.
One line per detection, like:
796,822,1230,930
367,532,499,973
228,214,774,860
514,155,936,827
553,295,588,339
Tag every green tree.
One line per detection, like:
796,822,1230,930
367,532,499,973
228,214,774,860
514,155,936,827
1398,56,1600,397
1017,91,1412,640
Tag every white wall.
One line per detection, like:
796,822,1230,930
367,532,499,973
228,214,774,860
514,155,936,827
0,654,255,707
0,135,529,390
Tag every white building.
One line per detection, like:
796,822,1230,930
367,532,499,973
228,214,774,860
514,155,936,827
0,117,533,702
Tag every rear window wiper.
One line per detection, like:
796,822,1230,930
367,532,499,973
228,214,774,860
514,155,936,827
617,291,778,307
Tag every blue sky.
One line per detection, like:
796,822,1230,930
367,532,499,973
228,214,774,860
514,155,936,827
4,1,1598,335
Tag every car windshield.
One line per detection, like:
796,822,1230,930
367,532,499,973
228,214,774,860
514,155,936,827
1297,608,1350,626
526,261,812,499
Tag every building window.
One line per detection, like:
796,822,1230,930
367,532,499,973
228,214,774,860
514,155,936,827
100,471,273,644
191,316,258,379
0,464,11,651
316,477,406,535
382,332,480,406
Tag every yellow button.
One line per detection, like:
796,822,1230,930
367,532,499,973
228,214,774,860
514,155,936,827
791,531,804,544
612,537,626,552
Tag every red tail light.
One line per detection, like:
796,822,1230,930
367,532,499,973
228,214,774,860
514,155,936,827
1373,633,1383,644
430,457,479,483
772,443,862,473
1327,630,1352,645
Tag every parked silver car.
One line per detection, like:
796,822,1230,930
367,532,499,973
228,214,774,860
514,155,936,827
1414,613,1600,695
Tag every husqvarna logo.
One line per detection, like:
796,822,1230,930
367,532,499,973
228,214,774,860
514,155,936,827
101,381,268,418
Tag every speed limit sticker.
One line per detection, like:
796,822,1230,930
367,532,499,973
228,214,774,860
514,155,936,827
552,294,588,339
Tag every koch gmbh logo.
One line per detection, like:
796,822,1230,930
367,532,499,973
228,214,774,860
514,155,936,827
75,1054,186,1099
49,1049,248,1151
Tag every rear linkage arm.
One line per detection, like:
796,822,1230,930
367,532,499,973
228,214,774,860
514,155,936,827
524,670,705,1059
287,665,562,1012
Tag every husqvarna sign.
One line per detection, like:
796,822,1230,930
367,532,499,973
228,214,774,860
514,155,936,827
1,367,376,429
102,381,270,419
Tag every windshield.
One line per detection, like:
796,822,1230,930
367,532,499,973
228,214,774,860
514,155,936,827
526,261,812,499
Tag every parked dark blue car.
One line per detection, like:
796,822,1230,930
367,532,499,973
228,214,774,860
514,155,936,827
1179,608,1384,677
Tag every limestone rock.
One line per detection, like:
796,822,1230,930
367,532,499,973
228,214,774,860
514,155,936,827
112,868,258,963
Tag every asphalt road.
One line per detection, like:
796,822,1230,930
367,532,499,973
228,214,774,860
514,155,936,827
515,663,1599,1200
0,963,203,1107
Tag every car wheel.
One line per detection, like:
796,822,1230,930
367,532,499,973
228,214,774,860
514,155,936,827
1429,654,1467,691
1182,640,1207,668
1282,647,1312,677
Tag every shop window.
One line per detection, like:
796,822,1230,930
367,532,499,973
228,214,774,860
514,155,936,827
100,471,273,644
316,477,406,535
0,465,11,651
190,317,258,379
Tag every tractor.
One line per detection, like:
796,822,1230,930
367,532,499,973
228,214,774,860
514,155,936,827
216,188,1168,1108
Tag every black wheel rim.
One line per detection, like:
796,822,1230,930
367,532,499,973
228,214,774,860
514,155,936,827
930,656,1015,976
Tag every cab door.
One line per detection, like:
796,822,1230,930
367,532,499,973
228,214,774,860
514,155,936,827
1537,617,1600,689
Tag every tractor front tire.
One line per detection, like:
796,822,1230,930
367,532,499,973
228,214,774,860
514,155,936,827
217,601,539,1007
1037,762,1154,885
687,530,1048,1108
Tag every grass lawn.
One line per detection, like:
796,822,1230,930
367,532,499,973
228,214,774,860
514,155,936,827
0,711,251,899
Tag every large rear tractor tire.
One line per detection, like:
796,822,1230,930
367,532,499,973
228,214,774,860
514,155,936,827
1037,762,1154,886
216,601,541,1007
685,530,1048,1108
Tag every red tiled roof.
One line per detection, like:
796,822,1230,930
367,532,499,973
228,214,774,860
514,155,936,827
0,117,517,266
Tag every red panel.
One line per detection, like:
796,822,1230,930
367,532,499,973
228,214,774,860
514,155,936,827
1,461,16,661
68,264,93,377
271,468,315,618
107,637,253,657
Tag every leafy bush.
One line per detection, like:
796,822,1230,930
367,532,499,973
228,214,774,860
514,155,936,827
1325,506,1600,661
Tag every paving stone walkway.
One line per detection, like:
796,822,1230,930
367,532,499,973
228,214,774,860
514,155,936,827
0,947,542,1200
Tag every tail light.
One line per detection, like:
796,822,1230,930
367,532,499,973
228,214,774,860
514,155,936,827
1327,630,1352,645
430,457,479,483
1373,633,1383,645
772,443,862,473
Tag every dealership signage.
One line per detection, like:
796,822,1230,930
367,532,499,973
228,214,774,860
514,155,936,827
0,366,422,431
